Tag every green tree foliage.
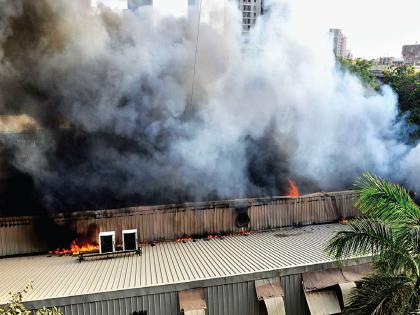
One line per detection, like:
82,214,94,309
326,173,420,315
0,283,63,315
338,57,378,89
383,65,420,139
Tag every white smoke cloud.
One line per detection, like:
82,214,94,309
0,0,418,210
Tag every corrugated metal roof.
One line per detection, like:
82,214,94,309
0,224,364,304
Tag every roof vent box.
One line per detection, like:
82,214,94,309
123,229,138,251
99,231,115,254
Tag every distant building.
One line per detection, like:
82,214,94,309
329,29,348,58
378,57,395,65
402,44,420,64
189,0,263,32
128,0,152,11
371,55,420,79
239,0,262,32
128,0,263,33
393,59,405,66
370,64,390,79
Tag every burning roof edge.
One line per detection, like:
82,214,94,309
0,190,358,222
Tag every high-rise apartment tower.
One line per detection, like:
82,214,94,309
239,0,262,32
329,28,347,58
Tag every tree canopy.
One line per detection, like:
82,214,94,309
338,57,378,89
383,65,420,140
339,57,420,141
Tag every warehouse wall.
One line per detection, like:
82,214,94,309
206,275,308,315
0,217,46,256
60,292,178,315
32,273,308,315
0,191,359,257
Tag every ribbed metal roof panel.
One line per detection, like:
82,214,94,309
0,224,350,304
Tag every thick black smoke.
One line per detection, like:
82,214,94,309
0,1,299,213
0,0,418,215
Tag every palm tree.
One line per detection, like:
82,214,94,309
326,173,420,314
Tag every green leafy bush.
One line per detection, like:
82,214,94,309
0,283,63,315
383,65,420,140
338,57,378,89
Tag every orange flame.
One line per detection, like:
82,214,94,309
176,236,193,242
50,240,98,255
287,179,300,197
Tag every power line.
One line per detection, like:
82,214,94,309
186,0,203,115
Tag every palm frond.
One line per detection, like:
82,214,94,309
326,218,418,275
374,247,419,277
355,173,420,222
344,273,418,315
327,218,396,259
327,174,420,314
398,219,420,254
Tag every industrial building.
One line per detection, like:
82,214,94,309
0,191,371,314
402,44,420,65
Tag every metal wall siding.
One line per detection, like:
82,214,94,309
44,274,308,315
206,281,262,315
1,191,360,257
0,219,47,256
281,273,308,315
57,293,175,315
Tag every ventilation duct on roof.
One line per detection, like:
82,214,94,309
303,288,342,315
233,201,250,228
338,282,357,307
178,288,206,315
255,277,286,315
302,263,372,314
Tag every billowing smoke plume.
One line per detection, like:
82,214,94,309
0,0,418,213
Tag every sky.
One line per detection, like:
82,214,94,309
95,0,420,59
